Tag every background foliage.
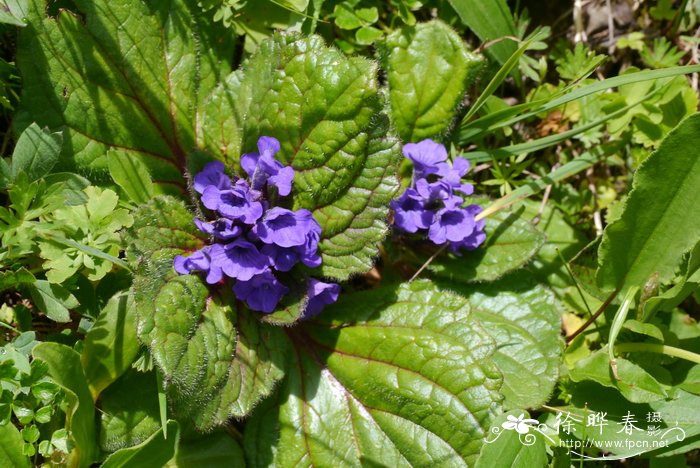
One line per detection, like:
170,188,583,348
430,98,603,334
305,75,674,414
1,0,699,466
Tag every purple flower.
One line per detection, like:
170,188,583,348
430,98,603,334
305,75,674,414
448,205,486,253
428,206,476,245
403,139,448,178
209,239,269,281
194,218,242,241
233,271,289,313
173,246,223,284
261,244,300,272
194,161,232,194
298,224,322,268
253,207,319,248
437,157,474,196
303,279,341,318
390,188,433,233
260,225,322,272
241,136,295,196
201,179,264,224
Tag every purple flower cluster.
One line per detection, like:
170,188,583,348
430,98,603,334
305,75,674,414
174,137,340,315
390,139,486,253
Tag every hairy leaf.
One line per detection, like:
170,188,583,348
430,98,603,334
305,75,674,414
199,34,401,280
381,20,482,141
99,370,162,453
102,421,179,468
597,114,700,291
245,280,503,466
126,196,289,429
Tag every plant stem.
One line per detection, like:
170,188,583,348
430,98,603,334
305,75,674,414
615,343,700,365
565,286,620,344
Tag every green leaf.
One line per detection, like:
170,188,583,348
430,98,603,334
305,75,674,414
32,342,99,468
16,0,234,191
0,0,28,26
381,20,482,141
166,432,245,467
245,280,503,466
569,349,668,403
26,280,78,323
643,241,700,320
0,267,35,293
126,196,289,429
423,204,545,282
201,34,401,280
10,123,62,182
107,150,155,205
460,65,700,143
355,26,383,45
446,0,517,66
333,3,362,29
551,383,700,459
0,424,30,468
102,421,179,468
449,272,564,410
81,293,140,399
475,411,548,468
99,370,162,452
597,114,700,291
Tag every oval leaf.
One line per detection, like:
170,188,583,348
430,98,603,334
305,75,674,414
245,280,504,466
597,114,700,291
381,20,483,141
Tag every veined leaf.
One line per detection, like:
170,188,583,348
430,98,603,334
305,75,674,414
597,114,700,291
125,196,289,429
416,203,545,283
10,122,62,182
448,272,564,410
199,34,401,280
99,370,162,453
245,280,503,467
16,0,234,191
380,20,483,141
102,421,180,468
475,411,547,468
81,293,140,399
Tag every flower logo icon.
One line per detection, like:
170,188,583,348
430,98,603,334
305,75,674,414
502,413,540,434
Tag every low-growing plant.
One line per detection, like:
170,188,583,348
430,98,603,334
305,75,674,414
0,0,698,466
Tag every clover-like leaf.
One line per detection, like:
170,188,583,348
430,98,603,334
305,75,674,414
125,196,290,429
244,280,503,466
381,20,483,141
